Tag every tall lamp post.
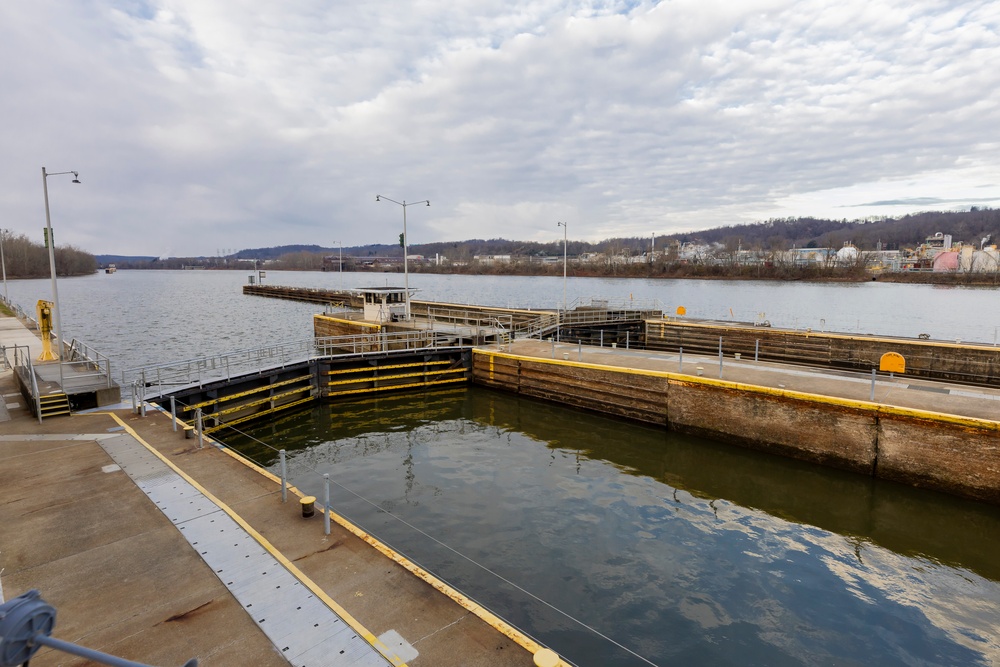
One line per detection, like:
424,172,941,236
334,240,343,291
1,228,9,305
41,167,81,390
557,221,568,311
376,195,429,320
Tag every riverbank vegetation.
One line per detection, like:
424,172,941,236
102,208,1000,284
0,230,97,278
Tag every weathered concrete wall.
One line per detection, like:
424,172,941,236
876,411,1000,504
645,320,1000,386
666,379,877,474
472,349,1000,505
473,353,668,424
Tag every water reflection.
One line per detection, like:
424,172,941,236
224,387,1000,666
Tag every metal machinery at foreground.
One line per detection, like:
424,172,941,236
0,589,197,667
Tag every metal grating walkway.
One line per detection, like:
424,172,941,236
97,432,392,667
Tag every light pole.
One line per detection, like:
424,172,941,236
41,167,81,390
0,228,8,304
376,195,429,320
335,240,343,291
557,221,568,311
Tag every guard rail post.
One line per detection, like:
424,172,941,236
324,473,331,536
280,449,287,503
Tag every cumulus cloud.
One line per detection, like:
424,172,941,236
1,0,998,255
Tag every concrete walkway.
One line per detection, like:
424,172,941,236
1,314,538,667
503,339,1000,422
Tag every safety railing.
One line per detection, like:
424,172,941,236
642,329,1000,388
425,307,514,334
123,330,468,395
65,339,114,389
514,313,560,339
9,345,43,423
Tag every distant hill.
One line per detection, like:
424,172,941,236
98,208,1000,266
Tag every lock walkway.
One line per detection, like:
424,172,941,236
0,313,540,667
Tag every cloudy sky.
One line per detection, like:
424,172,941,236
2,1,998,257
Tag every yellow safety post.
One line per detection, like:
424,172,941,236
36,300,58,361
879,352,905,374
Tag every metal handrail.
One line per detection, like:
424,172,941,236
11,345,43,423
66,338,113,388
122,331,467,394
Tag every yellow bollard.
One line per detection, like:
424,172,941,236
534,648,565,667
300,496,316,518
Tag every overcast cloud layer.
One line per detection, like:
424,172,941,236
2,1,999,256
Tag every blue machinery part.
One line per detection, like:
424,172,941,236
0,590,197,667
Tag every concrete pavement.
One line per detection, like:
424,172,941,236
1,313,538,667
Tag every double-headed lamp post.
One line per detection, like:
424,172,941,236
42,167,81,388
557,221,568,311
376,195,429,320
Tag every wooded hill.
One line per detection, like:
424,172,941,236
0,231,97,278
101,208,999,269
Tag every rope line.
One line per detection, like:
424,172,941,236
210,418,660,667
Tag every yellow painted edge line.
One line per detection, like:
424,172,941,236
327,377,468,397
314,314,381,329
214,435,547,657
203,386,313,419
89,412,410,667
184,374,313,411
326,360,452,375
204,395,316,433
473,349,1000,430
327,368,464,387
646,318,1000,352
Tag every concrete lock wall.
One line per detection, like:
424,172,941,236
665,379,877,475
876,411,1000,505
472,350,1000,505
645,320,1000,386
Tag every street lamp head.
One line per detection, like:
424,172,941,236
426,201,430,207
375,195,380,201
71,172,81,184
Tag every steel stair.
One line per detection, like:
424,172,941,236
38,393,71,419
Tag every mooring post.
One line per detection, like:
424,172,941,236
130,381,137,414
679,346,683,372
870,368,876,401
718,337,723,378
195,408,203,449
578,340,582,361
280,449,287,503
324,473,331,536
626,331,630,349
139,383,146,418
170,396,177,432
755,339,760,362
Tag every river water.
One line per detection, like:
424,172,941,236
5,270,1000,665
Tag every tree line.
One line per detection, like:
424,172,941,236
0,230,97,278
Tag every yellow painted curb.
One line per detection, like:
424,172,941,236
89,412,409,667
215,437,547,657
